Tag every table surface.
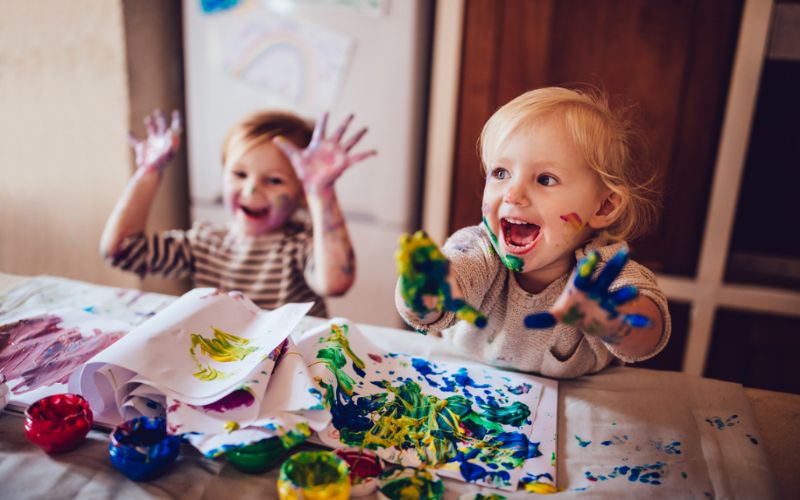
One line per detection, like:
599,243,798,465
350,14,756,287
1,273,798,499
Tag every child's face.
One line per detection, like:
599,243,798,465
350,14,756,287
223,140,304,236
482,116,610,291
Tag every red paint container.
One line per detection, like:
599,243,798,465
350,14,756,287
24,394,93,454
334,448,382,497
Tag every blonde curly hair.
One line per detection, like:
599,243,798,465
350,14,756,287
479,86,660,242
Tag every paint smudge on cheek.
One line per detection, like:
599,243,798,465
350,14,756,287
575,435,592,448
0,315,124,393
560,212,585,231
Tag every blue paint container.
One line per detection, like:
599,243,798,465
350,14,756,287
109,416,181,481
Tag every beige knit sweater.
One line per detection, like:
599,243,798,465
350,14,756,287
395,225,671,379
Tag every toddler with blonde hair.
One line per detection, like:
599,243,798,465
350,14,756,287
396,87,669,378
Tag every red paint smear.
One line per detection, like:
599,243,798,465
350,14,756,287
199,389,255,412
334,449,381,479
0,314,123,393
367,353,382,363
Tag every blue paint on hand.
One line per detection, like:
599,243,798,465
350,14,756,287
524,312,557,329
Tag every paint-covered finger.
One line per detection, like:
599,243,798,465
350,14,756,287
347,149,377,165
609,285,639,306
593,246,629,294
154,109,167,135
622,313,651,329
144,114,156,137
310,112,329,147
573,252,598,290
524,312,557,329
170,110,183,134
273,135,301,161
342,127,368,152
332,113,354,143
456,305,488,329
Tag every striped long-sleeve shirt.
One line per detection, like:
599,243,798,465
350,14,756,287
110,220,327,317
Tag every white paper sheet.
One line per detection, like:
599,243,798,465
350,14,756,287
294,319,558,491
69,289,312,428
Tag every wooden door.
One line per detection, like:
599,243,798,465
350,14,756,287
449,0,744,277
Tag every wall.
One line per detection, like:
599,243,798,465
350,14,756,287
0,0,188,294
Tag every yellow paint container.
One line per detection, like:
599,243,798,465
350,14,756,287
277,451,351,500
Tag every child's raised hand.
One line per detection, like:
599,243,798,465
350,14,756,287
273,112,377,196
128,109,182,175
396,231,487,329
523,247,651,343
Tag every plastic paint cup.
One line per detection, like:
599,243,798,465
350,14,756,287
109,416,181,482
334,448,382,497
226,436,287,474
24,393,93,454
278,450,351,500
377,466,444,500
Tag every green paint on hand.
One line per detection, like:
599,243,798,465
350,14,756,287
396,231,487,328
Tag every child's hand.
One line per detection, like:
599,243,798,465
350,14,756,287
523,247,651,343
396,231,487,329
128,109,182,175
273,112,377,196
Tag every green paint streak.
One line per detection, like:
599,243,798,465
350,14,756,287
482,217,523,272
193,365,227,381
279,423,311,449
378,468,444,500
561,304,584,326
396,231,486,328
320,323,364,371
317,348,357,397
190,326,257,381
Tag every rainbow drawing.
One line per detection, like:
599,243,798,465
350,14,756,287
226,28,316,106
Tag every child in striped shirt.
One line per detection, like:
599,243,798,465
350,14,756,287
100,110,375,317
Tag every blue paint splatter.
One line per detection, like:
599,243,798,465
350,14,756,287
652,439,682,455
575,435,592,447
705,414,739,430
601,435,629,446
200,0,241,14
746,434,759,445
585,462,665,485
410,358,445,387
505,383,532,395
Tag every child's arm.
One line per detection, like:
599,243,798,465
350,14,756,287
524,247,664,359
395,231,487,329
99,110,182,259
274,113,374,297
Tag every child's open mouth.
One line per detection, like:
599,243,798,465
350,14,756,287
240,205,270,220
501,217,540,254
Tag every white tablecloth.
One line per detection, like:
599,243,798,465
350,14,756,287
0,274,789,499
